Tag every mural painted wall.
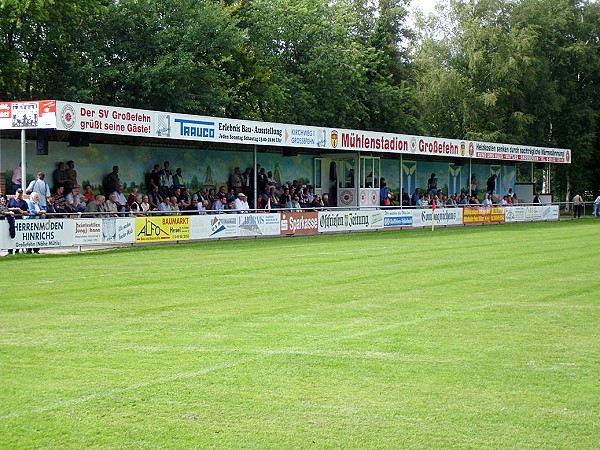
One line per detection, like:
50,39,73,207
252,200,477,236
0,138,514,197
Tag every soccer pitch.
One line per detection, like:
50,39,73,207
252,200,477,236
1,221,598,449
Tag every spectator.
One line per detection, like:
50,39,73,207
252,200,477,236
311,194,324,209
173,167,184,189
159,161,173,196
486,174,497,194
242,167,252,194
148,164,161,192
211,194,227,213
322,193,331,208
11,162,22,193
52,161,69,192
267,171,276,187
533,192,542,204
470,174,479,196
102,165,120,196
25,171,51,208
85,195,109,217
147,185,163,211
26,192,46,253
482,193,493,207
380,182,391,206
593,192,600,217
65,160,78,193
140,195,153,214
129,195,143,215
229,167,243,194
105,193,119,216
427,173,438,196
83,184,95,203
234,192,250,212
170,196,181,214
572,192,583,218
7,188,29,217
411,188,420,206
1,194,17,254
52,186,69,215
257,167,268,194
112,185,128,214
158,196,173,213
66,185,87,213
127,187,139,207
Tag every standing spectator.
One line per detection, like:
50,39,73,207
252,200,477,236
229,167,243,194
11,162,22,193
257,167,268,194
159,161,173,196
52,161,69,192
7,188,29,217
572,192,584,218
65,160,78,193
25,171,51,208
102,165,120,196
148,164,161,192
486,174,497,194
26,192,46,253
592,192,600,217
427,173,438,196
173,168,184,189
533,192,542,204
470,174,479,196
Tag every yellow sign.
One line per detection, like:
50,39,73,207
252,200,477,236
135,216,190,242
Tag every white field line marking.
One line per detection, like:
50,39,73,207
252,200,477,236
0,302,528,420
0,358,251,420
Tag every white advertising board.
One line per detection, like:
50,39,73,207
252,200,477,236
9,219,75,250
505,205,559,222
189,215,238,240
411,208,464,228
318,210,384,232
73,218,135,245
237,214,281,237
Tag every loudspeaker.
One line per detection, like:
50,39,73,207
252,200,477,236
282,147,298,157
69,132,89,147
454,158,464,166
535,162,544,169
36,130,48,155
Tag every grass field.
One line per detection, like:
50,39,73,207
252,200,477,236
1,221,599,449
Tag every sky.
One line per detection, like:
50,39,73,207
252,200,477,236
411,0,438,16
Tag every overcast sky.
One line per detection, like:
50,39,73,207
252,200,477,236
411,0,438,15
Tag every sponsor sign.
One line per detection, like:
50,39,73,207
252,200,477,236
135,216,190,242
280,212,319,235
74,218,135,244
237,213,280,237
383,210,414,228
0,100,56,129
9,219,75,250
474,142,570,163
505,205,559,222
463,207,505,224
318,210,384,232
189,215,238,239
412,208,463,228
56,101,156,137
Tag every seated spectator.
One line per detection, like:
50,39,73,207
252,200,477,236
288,195,302,212
482,194,493,207
234,192,250,212
85,194,108,217
170,196,181,214
147,185,163,211
66,185,87,212
211,194,227,213
140,195,152,214
180,187,192,208
112,185,128,214
127,187,139,206
322,193,331,208
53,186,69,215
129,194,143,215
83,184,95,203
158,196,172,213
105,193,119,216
401,189,410,207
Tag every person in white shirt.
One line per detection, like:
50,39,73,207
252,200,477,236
234,192,250,212
25,171,51,207
592,193,600,217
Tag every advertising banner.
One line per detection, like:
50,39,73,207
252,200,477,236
0,100,56,129
280,211,319,235
383,210,414,228
189,215,238,240
9,219,75,250
135,216,190,242
318,210,384,232
237,214,280,237
505,205,559,222
411,208,464,228
474,142,570,164
74,218,135,245
463,207,506,224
